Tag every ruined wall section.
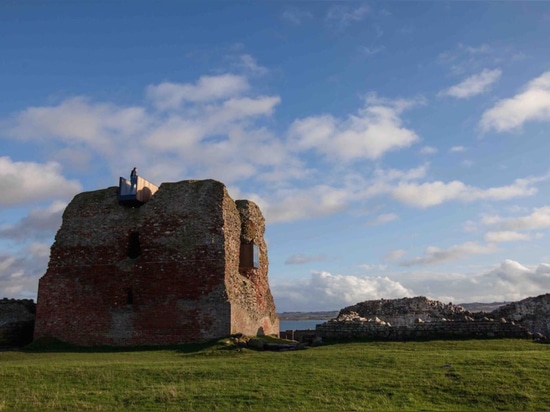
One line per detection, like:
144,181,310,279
340,297,472,327
491,293,550,338
229,200,278,336
316,316,531,341
35,179,279,346
0,299,35,346
34,187,136,345
35,181,230,345
133,180,233,344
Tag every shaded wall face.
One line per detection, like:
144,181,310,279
35,181,233,346
228,200,279,336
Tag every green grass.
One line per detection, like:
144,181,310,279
1,339,549,411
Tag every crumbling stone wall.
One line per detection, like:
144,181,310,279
0,299,35,346
316,313,531,341
491,294,550,338
315,296,543,341
230,200,279,335
340,297,472,327
34,179,278,346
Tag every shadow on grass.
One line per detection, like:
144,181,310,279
23,336,226,354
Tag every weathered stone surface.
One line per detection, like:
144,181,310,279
34,179,278,346
339,297,472,327
491,293,550,338
315,296,533,341
0,299,35,346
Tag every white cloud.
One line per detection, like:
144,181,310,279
260,184,352,223
0,246,50,299
4,74,285,187
272,270,412,311
399,242,497,267
285,254,326,265
384,249,406,262
326,5,370,28
419,146,438,155
480,71,550,132
288,95,420,161
439,68,501,99
391,176,538,208
484,230,531,243
449,145,466,153
146,74,250,109
273,259,550,310
8,97,148,151
497,206,550,231
359,264,388,271
438,43,492,75
281,8,313,25
236,54,268,76
389,259,550,304
369,213,398,225
483,260,550,301
0,157,81,208
392,180,468,208
0,201,66,240
360,46,385,57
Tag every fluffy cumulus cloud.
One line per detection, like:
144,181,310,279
272,271,412,311
439,68,501,99
4,74,284,186
480,71,550,132
273,259,550,310
288,95,420,161
482,260,550,301
0,157,81,207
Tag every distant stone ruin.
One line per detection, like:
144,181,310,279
34,179,279,346
314,296,550,342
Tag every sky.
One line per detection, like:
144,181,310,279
2,1,550,312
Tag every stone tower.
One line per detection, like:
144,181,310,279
34,179,279,346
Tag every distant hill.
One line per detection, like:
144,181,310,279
458,302,508,312
277,311,338,321
279,302,509,320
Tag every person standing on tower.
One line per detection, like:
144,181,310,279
130,167,138,192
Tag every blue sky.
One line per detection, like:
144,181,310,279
2,1,550,311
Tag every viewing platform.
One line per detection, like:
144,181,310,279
118,176,159,206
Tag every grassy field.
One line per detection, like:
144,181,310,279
1,338,549,411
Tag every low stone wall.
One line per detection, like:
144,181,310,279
0,299,36,347
315,318,532,341
279,329,318,342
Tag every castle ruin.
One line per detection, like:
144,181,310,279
34,178,279,346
